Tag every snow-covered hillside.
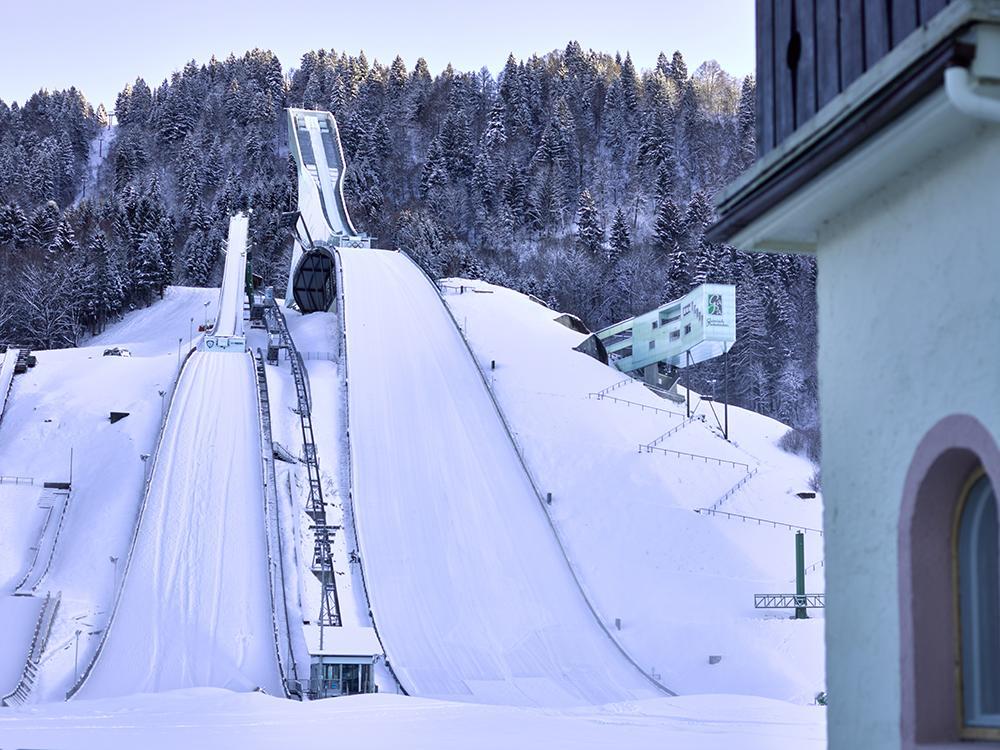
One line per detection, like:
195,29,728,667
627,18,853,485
0,287,217,701
443,278,825,701
0,280,826,746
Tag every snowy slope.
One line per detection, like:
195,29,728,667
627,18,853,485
0,287,219,701
74,352,281,699
0,688,825,750
443,279,825,701
337,247,660,706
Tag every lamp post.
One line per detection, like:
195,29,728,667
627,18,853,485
176,337,182,371
189,317,194,344
109,555,119,591
74,629,82,680
203,300,210,329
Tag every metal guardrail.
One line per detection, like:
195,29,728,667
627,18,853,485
14,488,71,594
641,443,750,471
706,467,760,512
644,417,696,449
754,593,825,609
589,392,686,418
67,345,198,699
403,251,676,698
0,475,35,485
695,507,824,536
2,591,61,706
591,378,633,397
253,349,298,695
790,559,826,582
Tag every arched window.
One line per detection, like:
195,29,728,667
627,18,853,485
956,469,1000,738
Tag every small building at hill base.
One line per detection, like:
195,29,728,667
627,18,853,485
303,624,381,698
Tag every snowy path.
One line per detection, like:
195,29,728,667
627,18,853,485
337,248,660,706
74,352,282,699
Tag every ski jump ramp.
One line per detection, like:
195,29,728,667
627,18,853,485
336,246,663,706
71,217,281,699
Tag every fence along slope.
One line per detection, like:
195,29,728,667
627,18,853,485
335,246,664,707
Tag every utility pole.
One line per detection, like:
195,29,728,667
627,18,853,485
795,532,808,620
724,346,730,440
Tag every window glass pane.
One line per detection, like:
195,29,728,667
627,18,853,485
959,475,1000,728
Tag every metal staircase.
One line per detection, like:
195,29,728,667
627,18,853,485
265,302,341,628
2,591,61,706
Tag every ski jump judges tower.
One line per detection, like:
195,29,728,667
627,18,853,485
595,283,736,410
285,108,371,313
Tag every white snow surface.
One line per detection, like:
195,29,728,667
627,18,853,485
75,352,281,698
0,287,219,701
0,689,825,749
337,248,659,706
442,278,825,702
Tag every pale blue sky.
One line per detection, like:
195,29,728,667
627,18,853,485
0,0,755,109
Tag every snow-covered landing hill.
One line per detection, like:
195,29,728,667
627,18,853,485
443,279,825,702
0,287,217,701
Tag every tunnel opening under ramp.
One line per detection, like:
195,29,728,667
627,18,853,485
292,245,337,313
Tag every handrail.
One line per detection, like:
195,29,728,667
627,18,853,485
706,467,760,512
14,488,72,594
589,392,686,418
641,443,750,471
0,475,35,485
2,592,60,706
592,378,633,397
644,417,696,449
67,345,197,699
694,507,823,536
253,349,295,696
401,249,675,697
330,247,405,695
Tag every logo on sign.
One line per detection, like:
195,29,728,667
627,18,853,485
708,294,724,316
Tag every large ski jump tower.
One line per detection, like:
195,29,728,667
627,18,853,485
285,108,370,313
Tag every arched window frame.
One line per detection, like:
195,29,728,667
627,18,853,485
953,466,1000,740
899,414,1000,749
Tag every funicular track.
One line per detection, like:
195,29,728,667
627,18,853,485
266,302,342,630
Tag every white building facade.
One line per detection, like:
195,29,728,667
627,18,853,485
710,4,1000,748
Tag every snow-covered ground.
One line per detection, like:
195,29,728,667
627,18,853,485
0,287,217,701
0,689,825,749
443,278,825,702
74,352,282,699
0,272,827,744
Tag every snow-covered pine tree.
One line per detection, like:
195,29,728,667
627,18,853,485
608,208,631,263
574,189,603,256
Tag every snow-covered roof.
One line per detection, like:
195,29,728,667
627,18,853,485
303,624,382,658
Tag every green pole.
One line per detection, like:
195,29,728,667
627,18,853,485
795,531,808,620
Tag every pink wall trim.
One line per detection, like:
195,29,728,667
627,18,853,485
899,414,1000,748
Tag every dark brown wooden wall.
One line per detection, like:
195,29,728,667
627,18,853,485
756,0,952,156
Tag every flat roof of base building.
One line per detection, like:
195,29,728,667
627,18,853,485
304,624,383,660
